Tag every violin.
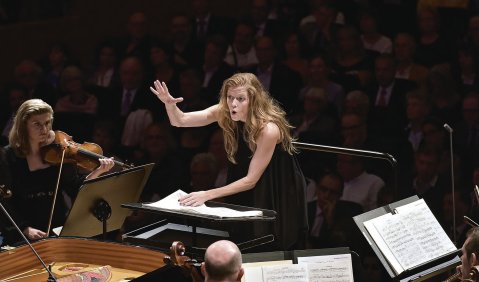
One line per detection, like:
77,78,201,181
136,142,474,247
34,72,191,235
41,130,131,171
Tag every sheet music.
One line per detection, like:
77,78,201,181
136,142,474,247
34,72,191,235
368,212,427,271
394,199,456,258
363,199,457,275
297,254,354,282
262,264,308,282
143,190,263,218
242,261,293,282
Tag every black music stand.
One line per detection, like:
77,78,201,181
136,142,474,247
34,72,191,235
353,196,460,281
121,201,276,254
54,163,154,239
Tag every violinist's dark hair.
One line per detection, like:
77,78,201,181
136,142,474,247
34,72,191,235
9,99,53,157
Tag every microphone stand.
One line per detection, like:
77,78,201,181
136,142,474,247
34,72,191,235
444,123,456,245
0,199,57,281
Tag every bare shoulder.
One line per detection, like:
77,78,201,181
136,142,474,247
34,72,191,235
259,122,281,143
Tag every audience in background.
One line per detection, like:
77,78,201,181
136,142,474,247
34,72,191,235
2,1,479,259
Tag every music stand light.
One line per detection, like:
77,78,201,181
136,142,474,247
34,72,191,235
55,163,154,238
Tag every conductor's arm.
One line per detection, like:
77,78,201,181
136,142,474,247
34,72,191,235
179,122,280,206
150,80,219,127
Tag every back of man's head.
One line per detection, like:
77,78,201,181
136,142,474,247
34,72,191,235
202,240,244,282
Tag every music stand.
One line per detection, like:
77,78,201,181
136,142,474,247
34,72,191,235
54,163,154,239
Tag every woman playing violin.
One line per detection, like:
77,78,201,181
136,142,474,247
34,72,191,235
4,99,114,242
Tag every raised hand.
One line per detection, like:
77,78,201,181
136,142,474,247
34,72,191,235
150,80,183,105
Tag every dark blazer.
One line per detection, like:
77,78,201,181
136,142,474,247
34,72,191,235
98,84,164,122
201,62,236,105
248,62,303,115
307,200,363,248
367,78,417,138
191,15,235,42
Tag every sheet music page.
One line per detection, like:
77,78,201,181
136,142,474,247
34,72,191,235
242,260,293,282
262,264,308,282
297,254,354,282
143,189,263,218
363,213,404,274
393,199,457,258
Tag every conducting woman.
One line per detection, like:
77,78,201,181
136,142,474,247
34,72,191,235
151,73,308,250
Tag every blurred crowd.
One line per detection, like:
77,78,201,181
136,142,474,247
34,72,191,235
2,0,479,280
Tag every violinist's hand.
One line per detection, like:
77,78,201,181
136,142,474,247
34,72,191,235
86,158,115,180
96,157,115,174
179,191,211,207
149,80,183,106
23,227,47,240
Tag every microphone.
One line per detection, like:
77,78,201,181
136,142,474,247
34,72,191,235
444,123,454,133
0,202,57,281
444,123,457,245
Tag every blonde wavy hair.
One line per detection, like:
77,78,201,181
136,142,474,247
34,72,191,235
217,73,296,163
9,99,53,157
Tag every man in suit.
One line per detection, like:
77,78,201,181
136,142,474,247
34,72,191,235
99,56,158,119
248,36,303,115
367,54,416,140
190,0,235,44
201,36,235,104
308,171,363,249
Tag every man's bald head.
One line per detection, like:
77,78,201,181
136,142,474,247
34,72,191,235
203,240,243,281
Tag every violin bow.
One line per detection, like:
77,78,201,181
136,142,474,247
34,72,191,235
46,148,66,237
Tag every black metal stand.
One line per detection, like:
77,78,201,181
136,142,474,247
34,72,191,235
92,199,112,240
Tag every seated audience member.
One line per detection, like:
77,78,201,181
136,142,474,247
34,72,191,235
115,12,154,65
42,43,70,89
290,87,339,145
457,227,479,280
393,33,429,86
404,90,432,152
13,59,57,106
201,36,235,104
88,41,119,89
248,36,302,115
169,14,203,68
359,10,392,54
405,146,451,218
133,122,187,201
0,84,28,146
329,25,374,92
147,41,181,96
282,32,310,84
308,171,363,248
55,66,98,115
202,240,244,282
337,154,384,211
300,55,345,115
415,7,452,68
189,152,219,192
343,90,369,119
224,21,258,71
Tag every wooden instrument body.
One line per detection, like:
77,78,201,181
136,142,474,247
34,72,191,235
0,237,167,281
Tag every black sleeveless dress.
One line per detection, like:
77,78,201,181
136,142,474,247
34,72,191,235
226,129,308,250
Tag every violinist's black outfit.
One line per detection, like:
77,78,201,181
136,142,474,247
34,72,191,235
4,146,84,243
